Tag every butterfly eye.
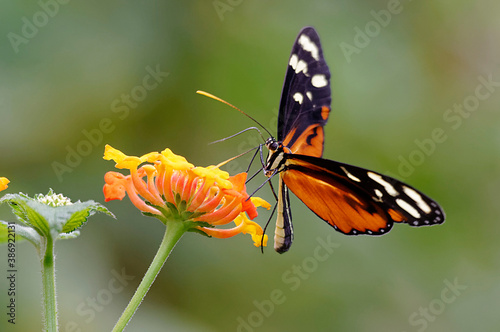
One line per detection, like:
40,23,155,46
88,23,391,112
265,138,279,151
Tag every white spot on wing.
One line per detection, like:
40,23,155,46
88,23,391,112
396,198,421,218
340,166,361,182
372,189,383,202
289,54,298,70
311,74,327,88
295,59,308,74
298,34,319,60
293,92,303,104
403,186,432,214
367,172,399,197
306,91,313,100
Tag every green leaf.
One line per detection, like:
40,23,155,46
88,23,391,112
0,193,115,243
0,222,14,243
61,201,115,234
0,220,42,247
0,193,50,237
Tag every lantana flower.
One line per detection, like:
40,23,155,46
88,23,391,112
103,145,270,332
103,144,269,247
0,177,9,192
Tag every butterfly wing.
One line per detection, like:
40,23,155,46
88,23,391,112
277,26,331,158
281,154,445,235
269,27,444,253
273,26,332,253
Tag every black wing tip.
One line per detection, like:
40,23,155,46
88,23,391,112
296,26,322,42
299,26,318,34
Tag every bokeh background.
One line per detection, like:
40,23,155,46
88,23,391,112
1,1,499,331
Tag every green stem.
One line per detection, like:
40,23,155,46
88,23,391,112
41,236,58,332
112,221,188,332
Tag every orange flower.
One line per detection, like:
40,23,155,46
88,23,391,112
103,145,270,247
0,177,9,192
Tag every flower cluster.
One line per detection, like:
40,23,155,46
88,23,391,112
35,191,73,207
103,145,269,247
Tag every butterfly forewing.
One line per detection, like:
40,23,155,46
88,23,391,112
282,154,445,235
278,27,331,158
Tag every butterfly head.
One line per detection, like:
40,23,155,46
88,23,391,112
265,137,279,152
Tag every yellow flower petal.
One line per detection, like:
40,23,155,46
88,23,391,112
159,148,194,170
103,145,127,162
141,152,161,163
103,145,143,169
250,197,272,210
0,177,10,192
233,213,267,247
192,166,232,189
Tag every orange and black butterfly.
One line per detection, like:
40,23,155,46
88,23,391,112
264,27,445,253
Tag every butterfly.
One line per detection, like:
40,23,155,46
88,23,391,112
263,26,445,253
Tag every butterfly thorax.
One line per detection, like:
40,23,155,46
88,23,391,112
264,137,291,177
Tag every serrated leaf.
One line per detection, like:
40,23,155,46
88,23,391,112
0,194,51,237
1,194,114,242
61,201,115,234
0,194,31,224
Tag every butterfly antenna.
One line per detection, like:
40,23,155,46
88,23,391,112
209,127,263,145
215,146,259,168
196,90,274,140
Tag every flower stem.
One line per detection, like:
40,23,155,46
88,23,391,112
41,236,58,332
112,221,188,332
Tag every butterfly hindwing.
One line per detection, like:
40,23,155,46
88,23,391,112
281,154,445,235
278,27,331,158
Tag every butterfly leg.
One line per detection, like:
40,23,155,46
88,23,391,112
261,203,278,253
245,145,262,173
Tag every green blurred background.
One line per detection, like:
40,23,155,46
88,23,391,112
1,1,499,331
